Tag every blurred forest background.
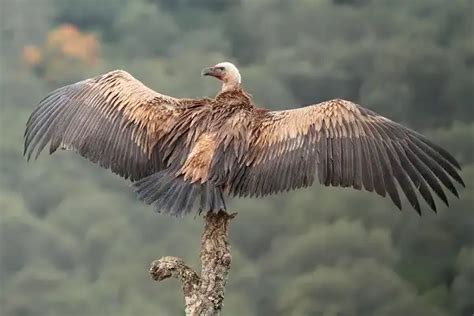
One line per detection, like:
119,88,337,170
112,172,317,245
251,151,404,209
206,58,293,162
0,0,473,315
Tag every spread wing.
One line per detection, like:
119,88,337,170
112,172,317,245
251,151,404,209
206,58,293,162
24,70,192,181
229,99,464,214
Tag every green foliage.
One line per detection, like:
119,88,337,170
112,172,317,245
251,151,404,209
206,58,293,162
0,0,472,315
452,247,474,315
53,0,127,40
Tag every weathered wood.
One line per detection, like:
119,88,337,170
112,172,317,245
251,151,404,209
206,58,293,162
149,210,236,315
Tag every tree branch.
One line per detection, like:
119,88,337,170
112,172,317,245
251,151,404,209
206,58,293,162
149,256,200,298
149,210,236,316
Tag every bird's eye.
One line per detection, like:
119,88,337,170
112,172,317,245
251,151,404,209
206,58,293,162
217,67,225,71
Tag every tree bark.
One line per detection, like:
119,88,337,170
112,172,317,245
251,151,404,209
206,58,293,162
149,210,236,316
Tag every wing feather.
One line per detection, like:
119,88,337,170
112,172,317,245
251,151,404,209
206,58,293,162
24,70,189,180
230,99,463,213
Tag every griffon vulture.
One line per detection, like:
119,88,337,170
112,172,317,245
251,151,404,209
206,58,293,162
24,62,465,216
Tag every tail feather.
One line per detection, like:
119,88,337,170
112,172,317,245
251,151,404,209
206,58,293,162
205,184,226,212
132,170,226,217
171,184,192,215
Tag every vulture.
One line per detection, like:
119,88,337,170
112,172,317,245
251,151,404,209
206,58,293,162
24,61,465,216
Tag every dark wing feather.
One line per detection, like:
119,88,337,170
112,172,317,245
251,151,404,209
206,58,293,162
24,70,184,181
230,99,464,214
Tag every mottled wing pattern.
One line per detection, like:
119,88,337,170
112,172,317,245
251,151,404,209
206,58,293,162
231,99,464,214
24,70,182,181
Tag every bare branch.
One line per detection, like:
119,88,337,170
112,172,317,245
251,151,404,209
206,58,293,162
150,210,236,316
150,256,200,297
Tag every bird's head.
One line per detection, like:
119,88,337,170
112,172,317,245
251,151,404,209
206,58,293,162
202,62,241,92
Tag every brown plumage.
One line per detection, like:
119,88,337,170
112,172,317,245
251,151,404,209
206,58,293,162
24,61,465,216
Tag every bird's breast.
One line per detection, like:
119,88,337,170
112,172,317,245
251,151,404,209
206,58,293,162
178,133,217,183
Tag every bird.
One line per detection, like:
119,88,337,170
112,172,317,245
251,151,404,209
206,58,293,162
24,61,465,216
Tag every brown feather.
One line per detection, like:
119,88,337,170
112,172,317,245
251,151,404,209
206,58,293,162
25,68,464,215
227,98,463,213
24,70,208,181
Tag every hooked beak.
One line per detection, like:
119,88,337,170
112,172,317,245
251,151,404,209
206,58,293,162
201,66,222,79
201,66,216,77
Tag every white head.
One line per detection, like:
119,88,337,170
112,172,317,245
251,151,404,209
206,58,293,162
201,61,241,92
